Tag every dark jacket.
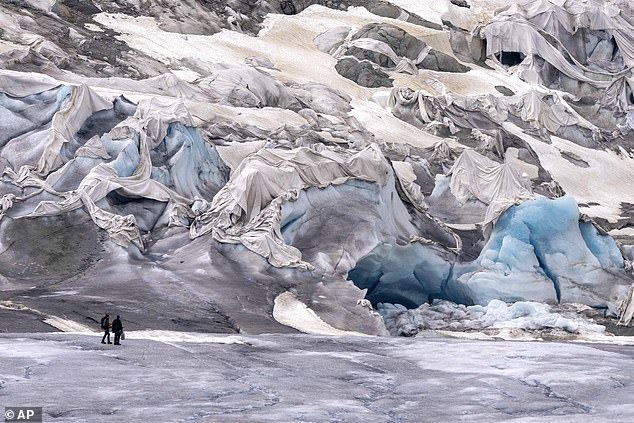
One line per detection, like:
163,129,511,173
101,316,110,330
112,318,123,333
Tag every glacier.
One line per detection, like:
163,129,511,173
2,0,634,421
0,0,633,342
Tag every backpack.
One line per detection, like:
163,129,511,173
101,317,108,330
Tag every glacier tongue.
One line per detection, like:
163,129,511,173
1,0,634,336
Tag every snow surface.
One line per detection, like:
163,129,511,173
504,126,634,223
93,6,451,102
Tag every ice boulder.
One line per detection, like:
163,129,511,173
449,196,632,313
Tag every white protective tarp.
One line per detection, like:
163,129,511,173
0,73,113,176
448,149,534,231
2,86,196,248
333,33,432,75
0,69,62,96
618,282,634,326
75,135,112,160
392,160,425,208
388,86,509,132
600,75,634,113
484,20,614,87
388,84,599,137
35,84,113,176
508,89,598,134
482,0,634,92
197,68,297,108
0,193,15,222
190,144,391,269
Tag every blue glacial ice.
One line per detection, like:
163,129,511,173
151,122,229,200
579,221,624,269
350,195,632,313
449,196,631,311
348,242,452,308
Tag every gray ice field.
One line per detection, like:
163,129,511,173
1,332,634,422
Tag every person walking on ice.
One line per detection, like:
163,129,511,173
112,315,124,345
100,313,111,344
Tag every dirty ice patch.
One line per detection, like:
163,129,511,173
0,301,31,311
0,302,96,333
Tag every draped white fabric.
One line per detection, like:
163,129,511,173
190,144,391,268
448,149,534,231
